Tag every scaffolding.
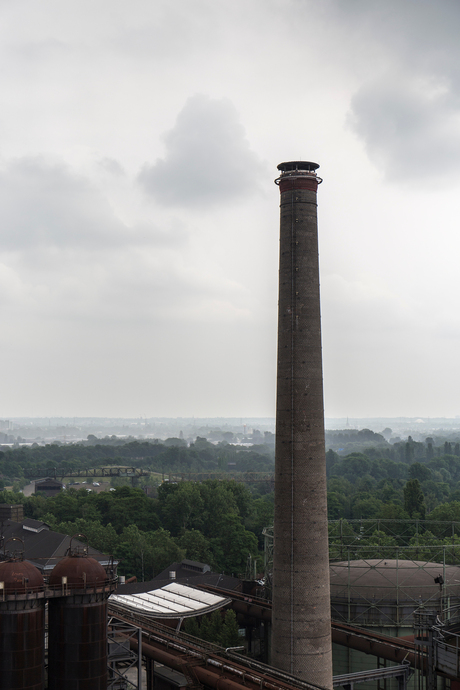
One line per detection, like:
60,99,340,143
329,552,460,629
328,518,460,564
108,617,142,690
262,520,460,629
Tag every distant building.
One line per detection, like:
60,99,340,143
34,477,63,498
0,503,24,522
117,559,240,596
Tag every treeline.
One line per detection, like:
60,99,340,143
327,448,460,520
326,446,460,565
0,479,273,580
0,437,275,487
5,433,460,576
325,428,460,462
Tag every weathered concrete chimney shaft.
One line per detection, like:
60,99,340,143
272,161,332,688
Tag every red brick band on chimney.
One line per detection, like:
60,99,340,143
278,176,318,193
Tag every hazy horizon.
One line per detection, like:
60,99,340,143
5,414,460,432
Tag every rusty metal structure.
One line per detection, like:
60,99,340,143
197,572,460,689
110,579,460,690
107,617,143,689
47,538,116,690
272,161,332,687
0,533,117,690
109,599,428,690
24,466,149,481
125,615,324,690
0,540,45,690
329,557,460,630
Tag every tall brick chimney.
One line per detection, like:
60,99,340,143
272,161,332,688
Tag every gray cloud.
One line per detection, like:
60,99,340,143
97,157,125,176
109,3,222,60
348,75,460,180
332,0,460,180
0,157,180,251
0,154,251,330
138,94,266,207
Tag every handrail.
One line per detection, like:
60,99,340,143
0,577,118,601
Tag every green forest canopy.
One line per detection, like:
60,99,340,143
2,432,460,578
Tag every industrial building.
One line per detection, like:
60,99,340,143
2,532,460,688
0,504,119,687
33,478,64,498
0,507,115,576
107,554,460,689
330,557,460,687
116,559,241,596
330,558,460,631
0,539,116,689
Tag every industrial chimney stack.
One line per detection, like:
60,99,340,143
272,161,332,688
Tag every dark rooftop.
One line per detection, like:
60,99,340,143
0,519,114,573
22,518,50,532
116,560,241,596
35,477,63,486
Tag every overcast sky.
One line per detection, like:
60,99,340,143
2,0,460,420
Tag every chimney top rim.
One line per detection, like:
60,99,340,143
277,161,319,173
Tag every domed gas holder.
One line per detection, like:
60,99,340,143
0,539,46,690
0,537,45,601
47,533,117,599
47,534,116,690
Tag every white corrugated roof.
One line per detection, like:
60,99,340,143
110,581,231,618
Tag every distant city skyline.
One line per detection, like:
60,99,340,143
2,2,460,419
4,416,460,433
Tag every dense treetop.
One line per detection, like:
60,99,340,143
2,431,460,578
0,437,275,487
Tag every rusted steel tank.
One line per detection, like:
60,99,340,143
47,549,114,690
0,556,45,690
